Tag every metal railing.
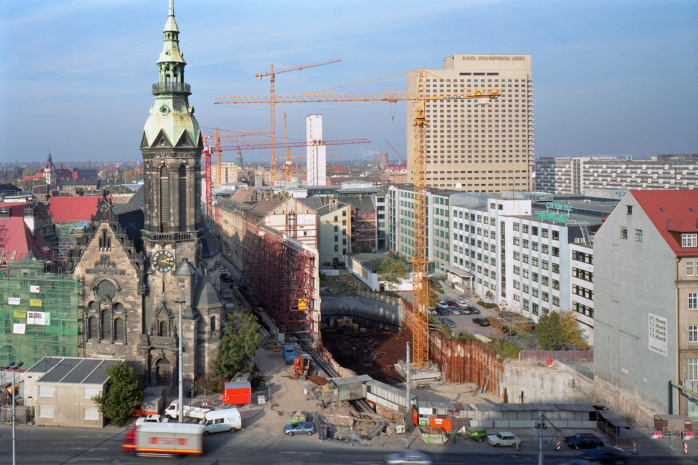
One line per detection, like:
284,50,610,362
152,82,191,94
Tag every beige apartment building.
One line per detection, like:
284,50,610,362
407,54,534,193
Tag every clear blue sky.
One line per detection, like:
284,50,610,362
1,0,696,164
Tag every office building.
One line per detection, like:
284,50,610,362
406,54,534,193
306,114,326,186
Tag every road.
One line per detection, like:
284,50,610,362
0,424,694,465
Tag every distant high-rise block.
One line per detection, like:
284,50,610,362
306,114,326,186
407,54,534,193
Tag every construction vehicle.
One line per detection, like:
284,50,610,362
293,354,310,379
0,382,19,405
122,423,204,456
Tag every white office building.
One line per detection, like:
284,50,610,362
306,114,326,186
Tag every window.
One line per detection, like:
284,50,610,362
691,359,698,381
690,292,698,310
523,284,529,294
84,407,100,421
620,227,628,239
635,229,643,242
690,325,698,343
627,205,633,215
84,387,99,399
39,405,54,418
552,279,560,290
688,262,696,277
683,234,697,248
40,386,54,397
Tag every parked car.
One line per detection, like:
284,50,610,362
284,421,315,436
457,300,469,307
446,300,459,308
487,431,521,448
449,307,461,315
582,446,629,464
436,307,450,315
333,262,345,269
443,318,456,328
564,433,604,450
428,307,437,315
468,306,481,314
135,414,169,425
385,451,432,465
473,317,491,327
222,275,234,283
460,307,472,315
437,301,449,309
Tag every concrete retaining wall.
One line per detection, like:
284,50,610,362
320,291,402,331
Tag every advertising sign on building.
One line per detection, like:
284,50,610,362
8,297,20,305
648,313,668,356
14,311,26,319
27,311,50,326
13,324,25,334
30,299,43,307
30,285,40,293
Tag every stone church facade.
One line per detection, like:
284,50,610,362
68,1,223,390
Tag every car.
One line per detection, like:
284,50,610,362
582,446,629,464
468,306,481,314
436,307,450,315
446,300,459,308
385,450,432,465
457,300,469,307
135,414,168,425
564,433,604,450
222,275,234,283
487,431,521,448
284,421,315,436
473,317,491,326
460,307,472,315
443,318,456,328
428,307,437,315
449,307,461,315
437,301,449,309
333,262,345,269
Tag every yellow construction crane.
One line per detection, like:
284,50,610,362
216,70,500,370
255,59,342,187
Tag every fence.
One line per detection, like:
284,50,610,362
518,350,593,362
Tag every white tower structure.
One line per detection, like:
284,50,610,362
306,114,326,186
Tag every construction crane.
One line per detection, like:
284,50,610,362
215,70,500,370
255,59,342,187
384,138,406,163
283,113,291,182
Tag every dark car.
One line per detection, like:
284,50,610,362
460,307,472,315
443,318,456,328
468,306,481,314
473,317,491,326
583,446,629,464
333,262,346,269
564,433,604,450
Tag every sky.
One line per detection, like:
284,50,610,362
0,0,696,165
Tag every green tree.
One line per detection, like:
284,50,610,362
92,362,141,426
210,311,263,380
535,311,589,350
374,257,408,291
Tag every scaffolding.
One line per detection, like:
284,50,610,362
242,225,316,337
0,259,79,367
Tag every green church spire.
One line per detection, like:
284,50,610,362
141,0,201,150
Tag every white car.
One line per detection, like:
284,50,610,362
135,414,169,425
487,431,521,448
437,301,449,309
385,451,432,465
457,300,469,307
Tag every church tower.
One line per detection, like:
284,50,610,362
140,0,204,387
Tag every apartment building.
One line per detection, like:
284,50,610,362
536,155,698,194
594,190,698,416
406,54,534,193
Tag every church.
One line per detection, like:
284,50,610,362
67,0,224,389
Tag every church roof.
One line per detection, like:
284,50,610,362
194,275,223,309
0,216,54,266
47,196,100,223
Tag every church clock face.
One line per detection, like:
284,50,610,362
152,250,174,273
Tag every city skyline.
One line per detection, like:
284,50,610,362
1,0,696,163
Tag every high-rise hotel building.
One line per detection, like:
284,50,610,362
407,54,534,193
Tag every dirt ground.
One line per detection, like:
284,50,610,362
321,326,410,385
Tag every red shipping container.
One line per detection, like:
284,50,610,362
429,415,452,433
222,382,251,405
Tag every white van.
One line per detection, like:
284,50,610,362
200,408,242,435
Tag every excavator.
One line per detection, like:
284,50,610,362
1,382,19,406
293,354,310,380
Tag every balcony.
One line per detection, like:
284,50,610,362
152,82,191,95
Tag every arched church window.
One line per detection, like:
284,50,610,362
96,280,116,300
159,320,168,337
101,310,111,341
211,316,216,333
114,319,125,343
179,164,187,232
88,317,98,340
160,165,170,232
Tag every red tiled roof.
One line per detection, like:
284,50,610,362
0,217,53,265
47,196,100,223
631,190,698,257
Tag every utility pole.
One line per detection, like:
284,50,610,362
405,341,411,450
538,410,544,465
176,300,185,423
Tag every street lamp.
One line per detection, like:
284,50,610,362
4,361,23,465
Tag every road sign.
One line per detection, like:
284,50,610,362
298,298,307,310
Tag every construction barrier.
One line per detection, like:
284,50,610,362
684,432,695,441
556,440,560,451
633,441,637,454
685,442,688,454
650,431,663,440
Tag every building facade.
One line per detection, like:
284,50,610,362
594,190,698,417
306,114,326,186
535,155,698,194
406,54,534,193
316,199,351,265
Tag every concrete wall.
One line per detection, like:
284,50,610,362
320,290,402,331
594,192,677,413
33,382,105,428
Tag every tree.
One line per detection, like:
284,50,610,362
92,361,141,427
210,311,262,380
535,310,589,350
374,256,408,291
